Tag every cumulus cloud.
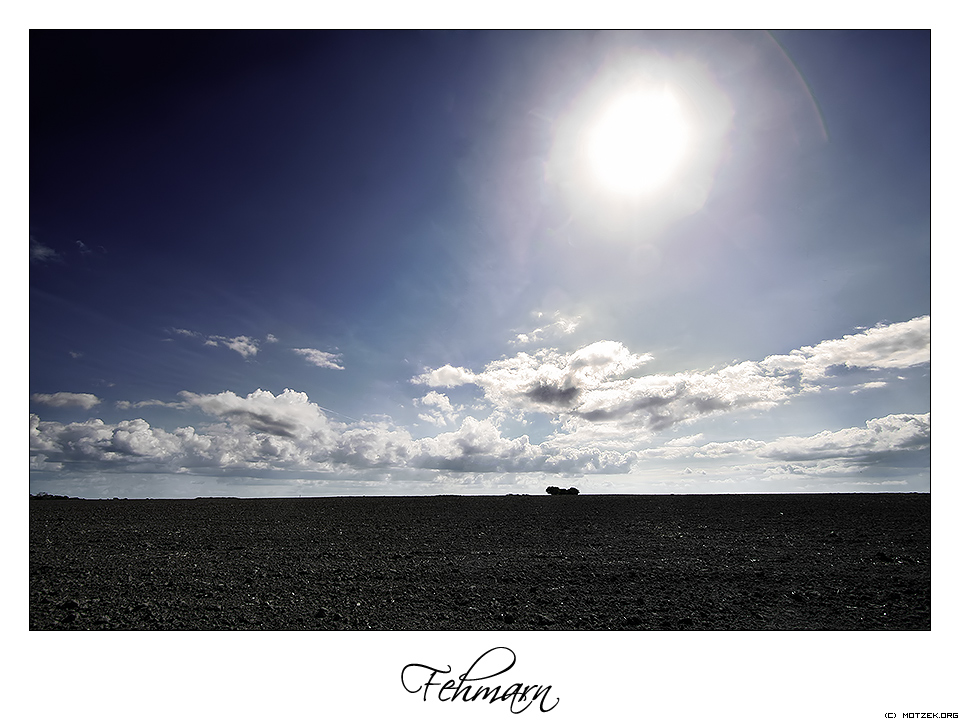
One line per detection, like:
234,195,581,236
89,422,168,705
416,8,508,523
179,388,338,441
293,348,345,370
28,392,928,485
411,416,638,474
29,319,930,486
412,364,477,388
30,388,641,478
413,417,539,472
464,341,652,415
31,392,101,410
634,414,929,468
414,319,930,433
30,414,198,467
573,361,788,429
758,413,930,461
31,390,342,475
415,391,460,426
415,342,777,431
327,420,416,469
760,316,929,383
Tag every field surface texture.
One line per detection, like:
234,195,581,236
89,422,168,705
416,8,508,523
30,494,930,630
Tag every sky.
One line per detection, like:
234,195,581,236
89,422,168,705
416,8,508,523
28,30,931,498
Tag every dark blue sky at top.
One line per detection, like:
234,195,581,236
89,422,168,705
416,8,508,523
29,30,930,495
32,33,589,405
33,33,460,403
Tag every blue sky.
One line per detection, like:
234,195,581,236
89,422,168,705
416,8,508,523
29,30,930,497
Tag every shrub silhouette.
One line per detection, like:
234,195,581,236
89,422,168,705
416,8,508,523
546,486,580,495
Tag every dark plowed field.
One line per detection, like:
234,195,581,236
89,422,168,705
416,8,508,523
30,493,931,630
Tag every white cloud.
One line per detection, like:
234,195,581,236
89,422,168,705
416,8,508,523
179,388,338,441
415,344,776,432
573,360,788,429
760,316,929,383
328,420,416,469
293,348,344,370
414,319,930,434
31,392,101,410
30,236,59,263
412,416,538,472
639,413,929,466
30,414,186,465
28,401,928,485
410,416,637,474
511,312,581,346
665,434,705,446
116,399,187,410
414,391,460,426
849,381,888,394
171,329,262,358
29,320,930,488
30,389,641,478
448,341,654,417
31,390,343,474
211,335,259,358
758,412,930,461
412,364,477,388
691,439,767,458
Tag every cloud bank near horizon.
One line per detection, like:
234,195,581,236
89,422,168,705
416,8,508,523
30,318,929,487
28,401,929,481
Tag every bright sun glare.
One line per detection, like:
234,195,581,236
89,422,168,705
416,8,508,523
587,87,690,196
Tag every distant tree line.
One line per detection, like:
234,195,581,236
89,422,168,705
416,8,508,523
545,486,580,495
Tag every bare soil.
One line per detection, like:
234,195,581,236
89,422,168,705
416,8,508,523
29,493,931,630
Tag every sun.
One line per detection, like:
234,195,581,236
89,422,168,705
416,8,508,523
586,86,691,196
